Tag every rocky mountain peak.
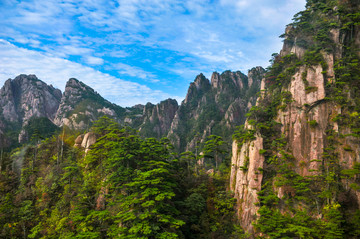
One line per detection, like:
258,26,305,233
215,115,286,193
54,78,115,128
247,67,265,88
193,73,210,90
169,68,265,151
184,74,211,104
210,72,220,88
219,70,248,90
63,78,98,100
0,74,61,124
0,74,62,143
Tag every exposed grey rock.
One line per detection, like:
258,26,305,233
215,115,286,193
0,74,61,143
139,99,178,139
0,74,61,124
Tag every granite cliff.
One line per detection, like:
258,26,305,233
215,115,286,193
0,76,143,146
230,0,360,237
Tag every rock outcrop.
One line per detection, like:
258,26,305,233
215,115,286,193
0,75,145,145
0,69,263,150
74,132,97,153
230,132,264,234
0,75,61,124
139,99,178,139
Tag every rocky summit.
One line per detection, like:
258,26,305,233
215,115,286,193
53,78,127,130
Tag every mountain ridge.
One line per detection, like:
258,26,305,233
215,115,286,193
0,68,264,151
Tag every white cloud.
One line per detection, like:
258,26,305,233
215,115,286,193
115,63,159,83
107,50,129,58
0,40,178,106
62,45,93,56
85,56,104,65
0,0,306,104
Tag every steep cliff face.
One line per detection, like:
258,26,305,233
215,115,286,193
0,75,61,143
168,68,264,152
230,130,264,235
54,78,126,130
139,99,178,139
231,0,360,236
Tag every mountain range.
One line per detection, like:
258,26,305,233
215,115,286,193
0,67,264,152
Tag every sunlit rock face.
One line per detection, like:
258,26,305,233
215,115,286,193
230,132,264,234
230,2,360,236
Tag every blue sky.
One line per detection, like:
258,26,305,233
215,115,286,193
0,0,306,106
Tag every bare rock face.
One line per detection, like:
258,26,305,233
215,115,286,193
139,99,178,139
280,25,306,59
0,74,61,143
230,133,264,234
183,73,211,104
248,66,265,89
73,132,97,153
54,78,94,127
0,75,61,124
81,132,97,153
223,98,247,128
74,134,84,148
275,64,332,176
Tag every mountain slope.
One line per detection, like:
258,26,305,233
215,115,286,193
0,67,263,151
53,78,128,130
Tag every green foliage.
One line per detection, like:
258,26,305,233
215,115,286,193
24,117,59,142
233,125,256,147
0,117,245,238
203,135,227,169
308,120,319,128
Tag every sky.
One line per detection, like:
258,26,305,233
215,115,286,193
0,0,306,107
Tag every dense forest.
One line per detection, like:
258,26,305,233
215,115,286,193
0,117,243,238
1,0,360,238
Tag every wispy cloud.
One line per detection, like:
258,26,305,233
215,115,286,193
115,63,159,83
0,0,306,105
